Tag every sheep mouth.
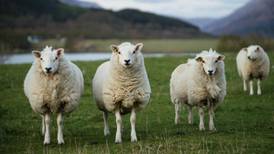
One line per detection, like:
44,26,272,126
123,63,132,67
247,57,256,61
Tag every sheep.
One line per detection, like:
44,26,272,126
170,49,226,131
24,46,84,144
236,45,270,95
92,42,151,143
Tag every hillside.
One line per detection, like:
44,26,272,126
184,18,216,30
0,0,209,52
204,0,274,38
59,0,102,9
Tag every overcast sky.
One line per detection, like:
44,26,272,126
81,0,251,19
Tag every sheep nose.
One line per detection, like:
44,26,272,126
45,67,52,73
208,70,213,75
124,59,130,65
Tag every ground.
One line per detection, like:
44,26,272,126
0,52,273,154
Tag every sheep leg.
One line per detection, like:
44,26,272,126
130,108,137,142
43,113,51,145
115,109,122,143
57,113,64,144
103,111,110,136
199,107,205,131
41,115,45,136
257,80,261,95
249,80,254,95
243,80,247,91
188,106,193,124
208,106,216,131
174,103,181,125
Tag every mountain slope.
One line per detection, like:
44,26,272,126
59,0,102,9
0,0,208,40
184,18,216,30
204,0,274,38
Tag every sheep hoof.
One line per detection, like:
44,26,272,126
104,130,110,136
43,140,50,145
131,136,138,142
115,139,122,144
209,127,217,132
58,140,65,145
199,127,205,131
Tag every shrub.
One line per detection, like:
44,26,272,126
217,35,274,52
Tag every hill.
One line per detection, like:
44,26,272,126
204,0,274,38
0,0,209,52
184,18,216,30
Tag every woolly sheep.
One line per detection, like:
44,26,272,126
170,49,226,131
92,42,151,143
236,45,270,95
24,46,84,144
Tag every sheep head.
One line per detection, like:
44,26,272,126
111,42,143,68
195,49,225,76
244,45,264,61
32,46,64,75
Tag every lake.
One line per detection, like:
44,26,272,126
0,52,196,64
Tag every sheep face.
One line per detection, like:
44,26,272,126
111,42,143,68
245,45,262,61
196,50,225,76
32,46,64,74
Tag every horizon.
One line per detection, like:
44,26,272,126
81,0,251,19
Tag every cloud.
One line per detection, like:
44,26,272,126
81,0,250,18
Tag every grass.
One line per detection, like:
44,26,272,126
0,52,273,153
51,38,218,53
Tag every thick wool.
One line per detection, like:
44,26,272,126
236,46,270,81
170,58,226,107
24,57,84,114
92,50,151,114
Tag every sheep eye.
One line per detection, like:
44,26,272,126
215,60,218,63
133,50,136,54
40,58,43,60
55,57,58,60
118,51,121,54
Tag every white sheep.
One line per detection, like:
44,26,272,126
24,46,84,144
92,42,151,143
236,45,270,95
170,49,226,131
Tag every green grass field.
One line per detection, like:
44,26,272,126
0,53,273,153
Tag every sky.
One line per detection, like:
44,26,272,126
81,0,251,19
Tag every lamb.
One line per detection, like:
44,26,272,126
236,45,270,95
170,49,226,131
24,46,84,144
92,42,151,143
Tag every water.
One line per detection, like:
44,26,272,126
0,52,195,64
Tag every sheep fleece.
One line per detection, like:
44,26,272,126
92,54,151,114
170,60,226,106
24,59,84,114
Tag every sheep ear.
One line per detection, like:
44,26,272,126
32,50,41,58
243,48,248,52
255,47,260,52
110,45,119,53
56,48,64,57
195,57,203,63
134,43,143,52
217,55,225,61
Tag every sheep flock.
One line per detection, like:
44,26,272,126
23,43,271,144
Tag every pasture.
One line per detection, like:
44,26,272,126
0,52,273,153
